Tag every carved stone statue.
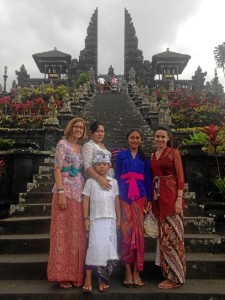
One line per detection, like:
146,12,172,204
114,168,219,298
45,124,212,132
47,96,58,120
129,67,136,85
15,64,30,87
88,67,95,84
169,80,174,92
149,92,159,112
61,93,71,113
158,94,171,124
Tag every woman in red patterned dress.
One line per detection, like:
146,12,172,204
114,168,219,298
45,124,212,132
47,117,87,288
150,124,186,289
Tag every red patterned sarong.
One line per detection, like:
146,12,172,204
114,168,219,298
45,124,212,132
160,214,186,284
47,194,86,286
120,196,146,271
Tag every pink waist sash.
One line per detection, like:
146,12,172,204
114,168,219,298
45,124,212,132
121,172,144,201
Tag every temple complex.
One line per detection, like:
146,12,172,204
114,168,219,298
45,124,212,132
15,7,192,90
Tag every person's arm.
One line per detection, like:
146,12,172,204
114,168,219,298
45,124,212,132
54,141,67,210
144,158,152,212
82,194,90,232
115,152,122,181
115,195,121,228
174,149,185,215
82,142,112,190
86,166,112,190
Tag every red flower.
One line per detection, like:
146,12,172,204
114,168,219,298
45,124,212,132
203,124,222,143
203,124,223,178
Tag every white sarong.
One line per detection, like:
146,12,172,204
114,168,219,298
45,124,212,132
85,218,118,266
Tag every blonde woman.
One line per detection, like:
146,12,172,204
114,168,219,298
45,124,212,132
47,117,87,288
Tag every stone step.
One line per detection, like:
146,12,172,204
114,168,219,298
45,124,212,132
0,233,224,255
0,279,225,300
0,252,225,280
10,203,52,217
20,191,52,203
184,203,205,216
184,217,215,234
0,215,215,235
0,216,51,234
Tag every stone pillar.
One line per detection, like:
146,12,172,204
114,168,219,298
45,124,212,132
43,124,63,151
147,112,159,129
58,112,73,129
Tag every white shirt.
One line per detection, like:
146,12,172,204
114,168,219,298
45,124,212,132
98,77,105,84
82,176,119,221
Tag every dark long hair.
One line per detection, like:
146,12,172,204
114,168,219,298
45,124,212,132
154,124,173,147
126,128,146,160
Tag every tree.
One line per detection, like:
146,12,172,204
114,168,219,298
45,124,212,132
214,42,225,78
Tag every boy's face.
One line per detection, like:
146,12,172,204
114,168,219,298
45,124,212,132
94,162,110,176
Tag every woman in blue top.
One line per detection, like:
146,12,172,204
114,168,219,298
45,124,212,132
115,128,152,288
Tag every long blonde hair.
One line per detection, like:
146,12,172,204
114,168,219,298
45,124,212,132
64,117,87,140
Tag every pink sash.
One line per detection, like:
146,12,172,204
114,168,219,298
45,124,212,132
121,172,144,201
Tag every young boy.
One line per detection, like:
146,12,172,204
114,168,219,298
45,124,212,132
82,153,121,293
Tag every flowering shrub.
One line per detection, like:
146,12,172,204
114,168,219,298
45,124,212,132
168,89,225,128
0,97,62,129
202,125,224,177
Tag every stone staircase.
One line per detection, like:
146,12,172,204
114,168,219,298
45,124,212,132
0,91,225,299
82,90,154,153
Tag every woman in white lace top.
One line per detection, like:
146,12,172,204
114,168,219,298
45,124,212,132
82,121,114,190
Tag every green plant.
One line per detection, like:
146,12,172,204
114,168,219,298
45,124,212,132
183,132,207,145
213,177,225,200
0,138,14,151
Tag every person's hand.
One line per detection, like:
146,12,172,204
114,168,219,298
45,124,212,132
144,201,152,213
58,194,67,210
84,219,90,231
97,176,112,190
116,219,121,229
175,198,183,216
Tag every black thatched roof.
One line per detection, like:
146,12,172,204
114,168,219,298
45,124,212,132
32,47,72,73
152,48,191,74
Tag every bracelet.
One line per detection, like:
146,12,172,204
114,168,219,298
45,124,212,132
83,217,89,221
177,196,183,198
58,189,64,194
57,188,64,191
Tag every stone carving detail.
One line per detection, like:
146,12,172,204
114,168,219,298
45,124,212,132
60,93,71,113
44,96,59,125
15,64,30,87
158,94,171,124
128,67,136,85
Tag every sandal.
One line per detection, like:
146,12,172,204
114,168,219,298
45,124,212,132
59,281,72,288
82,284,92,293
99,284,110,293
133,278,144,288
123,279,133,287
158,280,181,289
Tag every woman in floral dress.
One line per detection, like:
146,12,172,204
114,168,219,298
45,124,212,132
47,117,87,288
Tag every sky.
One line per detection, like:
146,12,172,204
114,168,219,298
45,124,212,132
0,0,225,91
